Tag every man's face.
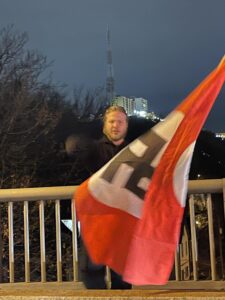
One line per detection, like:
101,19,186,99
103,111,128,145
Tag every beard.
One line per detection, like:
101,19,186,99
106,130,127,143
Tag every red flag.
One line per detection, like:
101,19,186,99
75,56,225,285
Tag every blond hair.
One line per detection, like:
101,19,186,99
103,105,128,123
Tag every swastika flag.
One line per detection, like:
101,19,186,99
75,56,225,285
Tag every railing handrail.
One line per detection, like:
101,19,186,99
188,178,225,193
0,186,77,202
0,178,224,202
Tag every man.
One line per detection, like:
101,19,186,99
65,105,131,289
103,105,128,144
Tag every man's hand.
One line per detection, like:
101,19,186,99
65,135,80,155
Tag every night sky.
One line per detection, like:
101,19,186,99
0,0,225,132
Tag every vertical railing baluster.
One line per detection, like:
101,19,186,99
175,247,181,281
222,178,225,279
39,200,46,282
0,205,2,283
105,266,111,289
71,199,79,281
189,194,198,280
207,193,217,280
55,199,62,281
8,202,14,283
24,201,30,282
223,179,225,222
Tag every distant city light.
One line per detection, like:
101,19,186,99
215,133,225,140
111,95,163,122
137,110,147,117
201,151,210,157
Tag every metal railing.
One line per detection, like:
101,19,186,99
0,179,225,289
0,186,77,284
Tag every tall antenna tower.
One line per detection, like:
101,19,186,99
106,25,115,105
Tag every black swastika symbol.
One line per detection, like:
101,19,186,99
100,129,167,200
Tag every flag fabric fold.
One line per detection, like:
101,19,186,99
75,56,225,285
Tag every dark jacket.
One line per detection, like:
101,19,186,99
87,135,128,173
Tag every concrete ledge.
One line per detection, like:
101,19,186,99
0,282,225,299
133,280,225,290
